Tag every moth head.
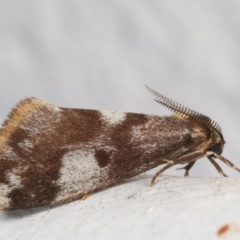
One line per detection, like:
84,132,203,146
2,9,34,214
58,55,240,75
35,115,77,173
207,141,223,155
146,85,225,155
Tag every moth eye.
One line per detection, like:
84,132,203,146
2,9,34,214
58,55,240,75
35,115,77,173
208,143,222,155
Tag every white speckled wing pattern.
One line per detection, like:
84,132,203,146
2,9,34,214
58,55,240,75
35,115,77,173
0,97,208,210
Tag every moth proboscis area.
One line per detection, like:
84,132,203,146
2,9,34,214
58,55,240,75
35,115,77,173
0,86,239,210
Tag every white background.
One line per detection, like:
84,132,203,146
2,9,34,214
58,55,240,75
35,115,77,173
1,1,240,239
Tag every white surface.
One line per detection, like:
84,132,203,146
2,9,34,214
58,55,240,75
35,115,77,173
1,175,240,240
1,1,240,239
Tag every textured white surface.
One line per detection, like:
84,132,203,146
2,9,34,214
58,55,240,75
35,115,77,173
1,1,240,239
1,175,240,240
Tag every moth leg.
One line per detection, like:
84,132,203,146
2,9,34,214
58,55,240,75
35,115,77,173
207,151,240,173
177,161,196,177
207,156,227,177
81,193,92,200
151,163,174,186
163,159,174,164
151,150,204,186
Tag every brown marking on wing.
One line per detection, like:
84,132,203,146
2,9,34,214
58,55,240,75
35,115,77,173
57,108,103,144
107,113,150,178
0,99,104,209
95,149,111,168
8,149,66,209
5,108,67,209
107,113,208,179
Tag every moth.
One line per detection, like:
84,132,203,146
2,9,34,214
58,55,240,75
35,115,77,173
0,86,239,210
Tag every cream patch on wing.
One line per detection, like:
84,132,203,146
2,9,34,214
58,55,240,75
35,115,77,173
0,170,23,210
53,149,109,203
18,139,33,150
3,146,21,160
17,105,63,147
100,110,126,125
130,117,175,153
130,117,160,140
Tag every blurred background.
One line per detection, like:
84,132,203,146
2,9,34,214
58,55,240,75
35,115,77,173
0,1,240,177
